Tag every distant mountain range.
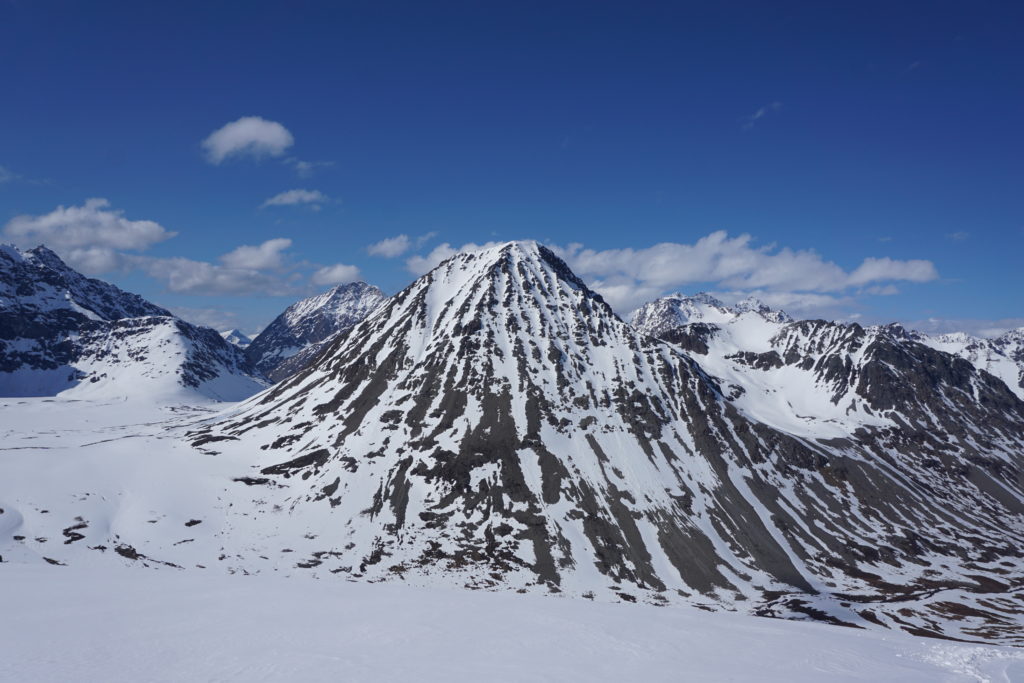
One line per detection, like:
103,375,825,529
0,244,266,400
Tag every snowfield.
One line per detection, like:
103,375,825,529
1,396,1023,682
3,564,1024,683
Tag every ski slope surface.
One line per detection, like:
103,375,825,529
1,563,1022,683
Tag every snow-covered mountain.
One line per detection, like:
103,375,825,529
631,292,792,341
883,325,1024,401
245,282,387,381
220,329,253,349
184,242,1024,644
0,244,267,401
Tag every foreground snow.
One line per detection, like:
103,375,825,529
2,399,1023,681
1,564,1022,683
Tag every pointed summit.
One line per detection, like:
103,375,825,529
190,240,1024,644
245,280,387,381
220,329,253,349
1,242,170,321
732,296,792,323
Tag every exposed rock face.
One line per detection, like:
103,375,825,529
245,282,387,382
194,242,1024,644
0,244,266,400
889,326,1024,401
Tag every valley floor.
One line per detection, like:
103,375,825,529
2,564,1023,682
1,397,1023,681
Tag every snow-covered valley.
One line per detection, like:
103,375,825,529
4,562,1024,683
3,396,1023,681
3,241,1024,681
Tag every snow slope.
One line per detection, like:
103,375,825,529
187,242,1024,644
2,564,1021,683
3,244,1023,656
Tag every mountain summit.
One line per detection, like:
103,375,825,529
245,281,386,381
193,241,1024,643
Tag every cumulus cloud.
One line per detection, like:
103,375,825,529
220,238,293,270
202,116,294,165
370,232,437,258
260,189,327,208
3,198,175,252
368,234,412,258
61,246,129,274
130,238,301,296
547,231,939,316
311,263,360,286
2,198,176,274
847,257,937,286
137,255,294,296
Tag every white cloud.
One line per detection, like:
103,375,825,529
368,234,412,258
585,280,664,315
131,238,300,296
405,241,504,275
311,263,360,286
552,232,938,293
847,257,937,286
947,231,970,241
547,232,939,317
285,158,335,178
61,247,127,274
260,189,327,208
202,116,294,165
0,165,19,183
220,238,293,270
137,255,294,296
2,198,176,273
742,101,782,130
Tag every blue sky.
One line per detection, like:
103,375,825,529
1,1,1021,335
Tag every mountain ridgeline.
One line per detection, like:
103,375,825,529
0,244,266,400
194,242,1024,644
245,282,387,382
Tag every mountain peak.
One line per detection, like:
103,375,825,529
220,329,253,349
1,242,171,321
733,296,793,323
245,279,387,380
0,243,265,399
26,244,65,262
631,291,791,338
